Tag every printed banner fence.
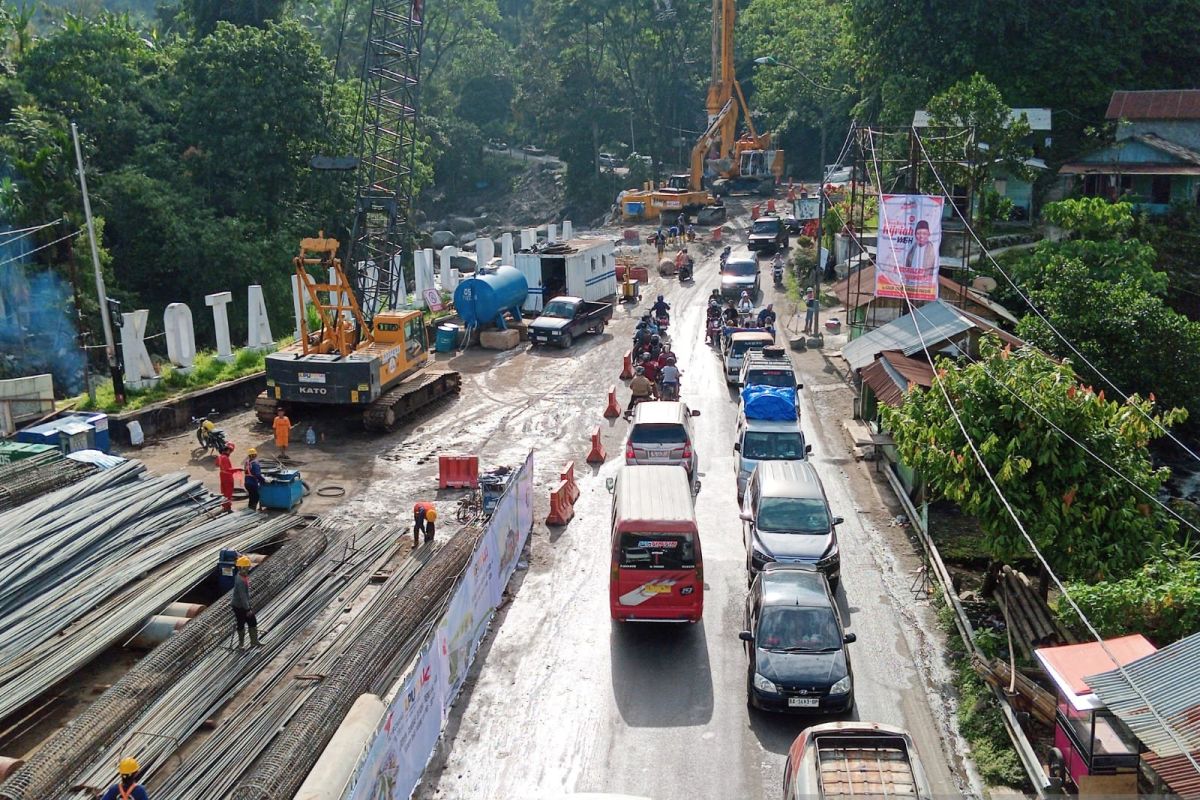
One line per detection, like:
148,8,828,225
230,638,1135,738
875,193,944,302
348,451,535,800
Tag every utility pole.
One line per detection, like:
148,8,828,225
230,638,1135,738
64,228,93,403
71,122,124,404
811,115,828,344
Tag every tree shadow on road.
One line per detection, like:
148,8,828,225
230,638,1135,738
609,622,714,727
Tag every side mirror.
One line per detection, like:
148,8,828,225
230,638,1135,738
833,516,844,526
738,631,754,643
843,632,857,644
690,409,701,417
806,444,813,454
733,442,741,452
739,512,753,522
605,477,615,493
797,382,804,390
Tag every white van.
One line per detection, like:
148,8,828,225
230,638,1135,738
735,413,811,501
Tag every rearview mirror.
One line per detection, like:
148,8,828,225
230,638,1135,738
733,442,741,452
843,633,857,644
806,444,813,454
797,382,804,390
738,631,754,642
833,516,844,525
690,409,701,417
605,477,615,493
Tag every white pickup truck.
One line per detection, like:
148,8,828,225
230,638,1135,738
782,722,933,799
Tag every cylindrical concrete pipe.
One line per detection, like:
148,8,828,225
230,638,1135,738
128,615,189,649
0,760,23,782
162,602,206,619
292,693,385,800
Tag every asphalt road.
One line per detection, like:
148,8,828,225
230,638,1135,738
392,222,978,800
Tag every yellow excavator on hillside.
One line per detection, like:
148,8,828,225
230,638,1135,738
619,0,782,222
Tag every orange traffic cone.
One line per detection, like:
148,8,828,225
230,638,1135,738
620,351,633,380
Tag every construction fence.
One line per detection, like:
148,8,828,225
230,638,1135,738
347,450,536,799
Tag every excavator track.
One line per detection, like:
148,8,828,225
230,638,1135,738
363,367,462,432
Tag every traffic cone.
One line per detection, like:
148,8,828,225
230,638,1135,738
586,427,606,464
603,385,621,419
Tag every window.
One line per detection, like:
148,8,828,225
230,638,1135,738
629,423,686,444
742,432,805,460
752,220,781,235
404,317,425,358
619,533,695,569
591,257,597,273
756,496,829,533
746,369,795,388
1151,175,1172,205
723,260,758,276
758,606,840,651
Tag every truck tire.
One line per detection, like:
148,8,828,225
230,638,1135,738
560,332,573,349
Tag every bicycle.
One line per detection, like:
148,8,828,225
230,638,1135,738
455,490,482,523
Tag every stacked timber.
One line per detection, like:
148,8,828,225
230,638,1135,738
972,654,1057,725
993,565,1078,661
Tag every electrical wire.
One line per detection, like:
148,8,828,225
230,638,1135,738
864,128,1200,779
0,228,83,269
0,219,60,243
911,128,1200,467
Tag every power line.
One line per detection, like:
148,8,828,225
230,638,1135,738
0,219,61,244
912,129,1200,468
0,228,84,269
865,128,1200,780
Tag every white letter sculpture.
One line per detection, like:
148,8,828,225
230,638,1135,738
247,285,274,350
163,303,196,369
121,309,158,388
206,291,234,362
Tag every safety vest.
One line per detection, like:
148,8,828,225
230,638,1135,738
117,782,140,800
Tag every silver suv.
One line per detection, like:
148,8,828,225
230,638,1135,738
624,401,701,480
735,415,811,501
741,460,843,587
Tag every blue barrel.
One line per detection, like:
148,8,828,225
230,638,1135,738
435,325,459,352
453,265,528,328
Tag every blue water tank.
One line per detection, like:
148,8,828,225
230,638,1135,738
453,265,528,329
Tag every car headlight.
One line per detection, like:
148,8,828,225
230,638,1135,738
830,675,852,695
817,547,840,569
750,546,773,570
753,673,779,694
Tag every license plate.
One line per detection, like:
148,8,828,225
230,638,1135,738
788,697,820,708
644,583,672,594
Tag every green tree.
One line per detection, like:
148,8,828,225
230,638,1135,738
882,339,1182,580
183,0,289,38
922,73,1030,230
1017,261,1200,428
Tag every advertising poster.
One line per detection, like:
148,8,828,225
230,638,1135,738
875,194,944,302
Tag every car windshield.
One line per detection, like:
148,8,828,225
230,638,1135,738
723,260,757,277
746,369,795,388
619,533,695,569
757,496,829,533
752,220,780,235
731,340,769,356
742,432,804,460
629,423,686,444
541,300,575,318
758,606,841,651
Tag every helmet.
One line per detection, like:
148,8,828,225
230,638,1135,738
651,335,660,344
224,442,235,453
247,447,257,457
236,555,252,568
635,366,645,375
202,420,215,432
118,757,139,776
425,508,437,522
657,294,664,302
667,357,677,365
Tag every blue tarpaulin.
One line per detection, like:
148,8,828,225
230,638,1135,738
741,385,797,421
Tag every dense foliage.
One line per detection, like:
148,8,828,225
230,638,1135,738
882,340,1182,581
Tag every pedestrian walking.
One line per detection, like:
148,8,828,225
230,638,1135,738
273,408,295,459
804,287,818,334
231,555,260,648
100,757,148,800
412,501,437,547
654,230,665,258
242,448,263,511
215,442,238,513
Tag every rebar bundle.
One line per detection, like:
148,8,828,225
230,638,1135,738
0,451,95,510
0,528,329,800
232,525,485,800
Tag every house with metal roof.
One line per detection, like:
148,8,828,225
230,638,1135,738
1060,89,1200,215
1087,631,1200,800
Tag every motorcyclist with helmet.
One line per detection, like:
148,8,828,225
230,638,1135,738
659,357,682,401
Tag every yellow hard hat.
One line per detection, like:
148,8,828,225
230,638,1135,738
425,508,437,522
236,555,252,568
247,448,257,457
118,757,139,776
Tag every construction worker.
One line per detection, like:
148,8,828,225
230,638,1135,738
413,501,436,547
100,757,148,800
242,448,263,511
215,442,238,512
231,555,260,648
273,407,295,459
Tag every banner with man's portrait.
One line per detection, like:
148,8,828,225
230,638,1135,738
875,194,944,302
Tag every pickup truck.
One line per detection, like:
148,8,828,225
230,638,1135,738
782,722,933,799
528,296,613,348
747,215,789,254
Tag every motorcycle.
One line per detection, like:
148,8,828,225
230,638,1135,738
773,262,784,288
193,416,227,455
705,316,723,347
679,259,694,282
660,380,680,401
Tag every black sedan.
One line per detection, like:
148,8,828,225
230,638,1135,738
739,564,855,714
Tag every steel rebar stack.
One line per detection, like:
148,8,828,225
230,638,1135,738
0,451,95,511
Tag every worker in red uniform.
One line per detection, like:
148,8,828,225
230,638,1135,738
413,502,437,548
215,442,239,512
99,757,148,800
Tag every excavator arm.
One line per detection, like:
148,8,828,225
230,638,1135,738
690,98,734,190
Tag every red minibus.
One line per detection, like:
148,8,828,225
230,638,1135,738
609,464,703,622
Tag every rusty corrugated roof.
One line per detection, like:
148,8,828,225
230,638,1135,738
1107,90,1200,121
860,351,934,407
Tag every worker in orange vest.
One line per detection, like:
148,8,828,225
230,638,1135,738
413,502,437,548
273,407,295,459
99,757,148,800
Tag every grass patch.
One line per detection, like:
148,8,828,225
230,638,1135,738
73,347,270,413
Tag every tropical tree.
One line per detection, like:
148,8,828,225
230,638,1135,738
883,339,1182,581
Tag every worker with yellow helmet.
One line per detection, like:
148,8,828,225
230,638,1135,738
99,756,148,800
412,502,437,548
242,447,264,511
230,554,260,649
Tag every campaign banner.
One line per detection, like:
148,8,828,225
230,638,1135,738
348,451,535,800
793,197,821,221
875,194,944,302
